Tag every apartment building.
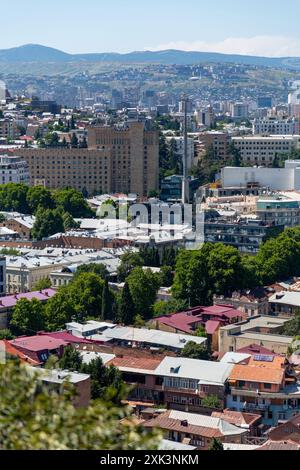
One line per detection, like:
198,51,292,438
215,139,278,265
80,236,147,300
144,410,247,450
256,195,300,228
16,147,112,196
0,119,18,139
0,155,29,185
88,121,159,196
165,136,194,170
269,291,300,317
227,356,300,426
232,135,300,166
253,116,299,135
197,131,231,162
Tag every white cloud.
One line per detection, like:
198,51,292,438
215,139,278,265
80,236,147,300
147,36,300,57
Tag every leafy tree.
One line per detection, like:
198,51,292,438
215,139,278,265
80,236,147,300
118,282,135,325
26,186,55,213
74,263,108,280
153,299,187,317
31,207,65,240
32,277,52,291
0,248,20,256
117,252,144,282
196,325,207,338
159,266,174,287
53,188,94,218
59,346,83,372
202,395,222,409
10,298,45,336
0,329,14,340
68,272,105,321
80,357,125,404
127,268,160,318
283,310,300,337
209,438,224,451
181,341,210,360
0,361,161,450
44,288,76,332
0,183,29,213
62,211,80,231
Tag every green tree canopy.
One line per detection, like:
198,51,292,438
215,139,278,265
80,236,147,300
53,188,94,218
10,298,45,336
59,345,83,372
118,282,135,326
0,361,160,450
26,186,55,213
31,207,65,240
127,267,160,319
117,252,144,282
180,341,210,360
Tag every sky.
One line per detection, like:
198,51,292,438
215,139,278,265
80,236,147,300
2,0,300,57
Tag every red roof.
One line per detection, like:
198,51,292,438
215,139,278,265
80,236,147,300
9,335,67,352
205,320,222,335
38,331,92,344
237,344,278,356
155,305,243,334
0,339,40,366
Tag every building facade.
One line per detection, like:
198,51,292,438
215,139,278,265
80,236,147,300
253,117,299,136
0,155,29,185
88,121,159,196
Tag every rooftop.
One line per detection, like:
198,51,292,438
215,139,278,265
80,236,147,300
0,289,57,309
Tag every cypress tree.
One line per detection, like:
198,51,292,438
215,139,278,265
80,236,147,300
118,282,135,326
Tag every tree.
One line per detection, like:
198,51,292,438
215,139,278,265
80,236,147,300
59,346,83,372
159,266,174,287
74,263,108,280
127,268,160,319
0,329,14,340
44,288,76,332
71,133,78,148
53,188,94,218
153,299,187,318
79,136,88,148
80,357,125,403
209,438,224,451
10,298,45,336
118,282,135,325
26,186,55,213
202,395,222,409
117,252,144,282
0,361,160,450
31,207,65,240
0,183,29,213
101,280,115,321
181,341,210,360
68,273,105,321
62,211,80,231
283,310,300,337
32,277,52,291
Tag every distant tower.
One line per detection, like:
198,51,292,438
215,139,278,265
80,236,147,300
0,81,6,103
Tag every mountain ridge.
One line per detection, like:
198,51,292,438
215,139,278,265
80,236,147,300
0,44,300,68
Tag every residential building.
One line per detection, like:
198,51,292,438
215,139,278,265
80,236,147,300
203,215,284,254
8,335,68,365
0,119,17,139
218,316,292,355
267,414,300,444
253,116,299,135
160,175,200,203
227,356,300,426
144,410,247,450
230,103,249,119
0,155,29,185
196,131,231,162
31,367,91,408
269,291,300,317
0,257,5,297
214,289,270,317
0,215,35,239
15,147,111,196
88,121,159,196
211,410,262,437
0,289,56,329
256,195,300,228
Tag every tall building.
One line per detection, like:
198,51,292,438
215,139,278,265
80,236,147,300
88,121,159,196
195,106,215,128
0,81,6,103
257,96,272,108
165,136,195,170
230,102,249,119
0,155,29,185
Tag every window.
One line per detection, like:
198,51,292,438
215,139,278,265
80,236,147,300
264,383,272,390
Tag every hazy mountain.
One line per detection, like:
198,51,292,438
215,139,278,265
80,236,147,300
1,44,300,69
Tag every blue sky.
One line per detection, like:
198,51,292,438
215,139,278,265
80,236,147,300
2,0,300,56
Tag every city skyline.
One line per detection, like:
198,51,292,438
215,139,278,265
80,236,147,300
2,0,300,57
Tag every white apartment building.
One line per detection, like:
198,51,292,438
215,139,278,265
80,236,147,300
165,136,194,169
253,116,299,135
0,155,29,185
232,135,300,166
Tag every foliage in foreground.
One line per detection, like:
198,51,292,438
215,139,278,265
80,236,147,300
0,361,161,450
